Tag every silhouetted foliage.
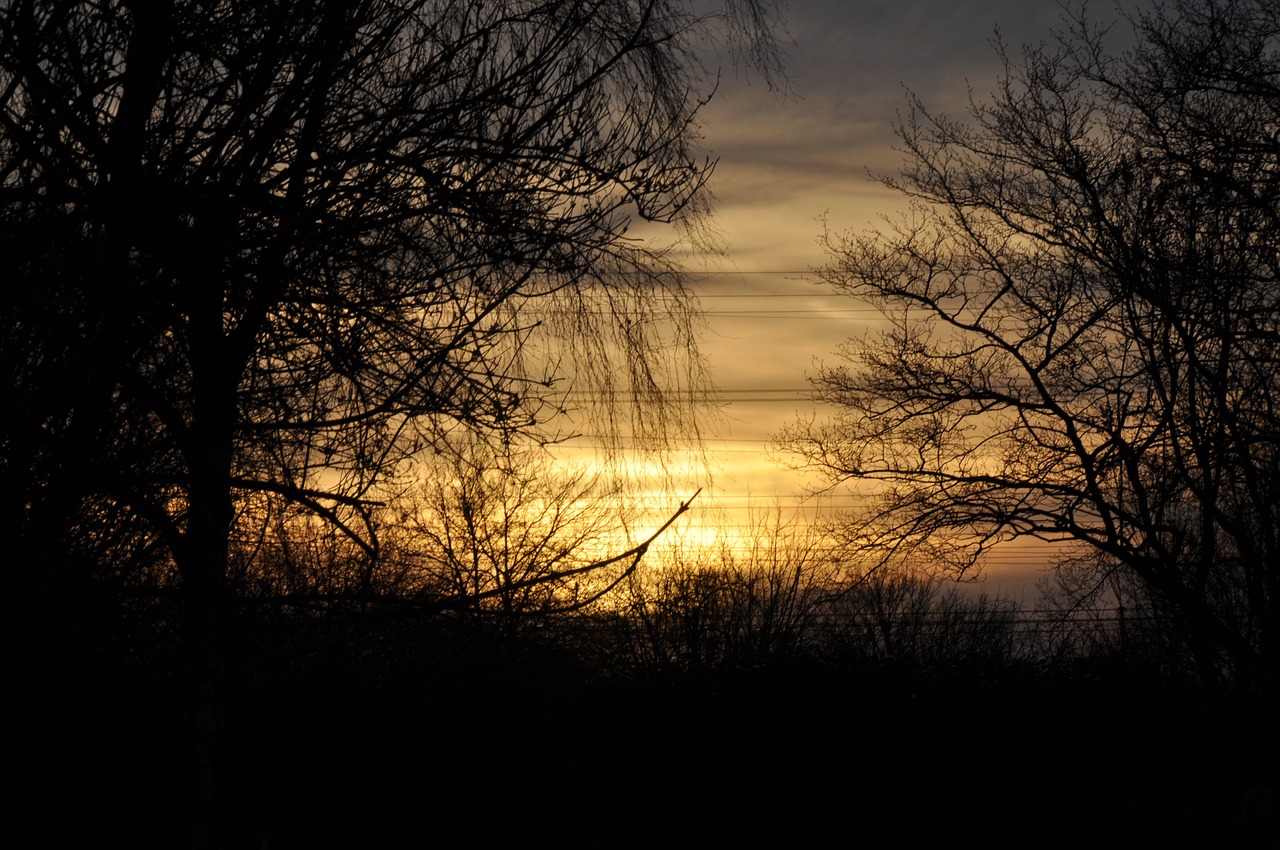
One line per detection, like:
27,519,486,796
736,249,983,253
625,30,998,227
396,435,641,628
0,1,785,844
2,0,783,602
820,565,1021,667
606,507,842,673
781,0,1280,690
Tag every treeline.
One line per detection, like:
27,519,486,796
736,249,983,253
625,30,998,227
67,508,1240,697
31,493,1277,849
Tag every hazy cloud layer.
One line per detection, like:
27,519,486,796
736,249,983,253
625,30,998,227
702,0,1081,255
681,1,1128,590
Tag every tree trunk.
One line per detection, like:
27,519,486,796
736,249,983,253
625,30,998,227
181,331,240,848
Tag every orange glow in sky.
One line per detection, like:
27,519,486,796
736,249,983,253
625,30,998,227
557,1,1087,599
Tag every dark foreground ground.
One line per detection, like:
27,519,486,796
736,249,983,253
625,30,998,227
23,621,1279,849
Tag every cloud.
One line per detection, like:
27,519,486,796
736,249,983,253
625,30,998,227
662,1,1133,595
697,1,1075,270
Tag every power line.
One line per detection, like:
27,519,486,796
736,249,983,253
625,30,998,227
703,313,880,320
696,293,844,298
687,270,814,276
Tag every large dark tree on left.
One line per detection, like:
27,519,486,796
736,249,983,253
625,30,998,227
0,1,783,844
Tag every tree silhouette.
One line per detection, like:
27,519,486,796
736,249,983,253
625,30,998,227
0,1,784,844
398,435,646,631
615,503,841,673
781,0,1278,688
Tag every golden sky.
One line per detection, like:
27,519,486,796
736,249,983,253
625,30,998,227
570,1,1107,598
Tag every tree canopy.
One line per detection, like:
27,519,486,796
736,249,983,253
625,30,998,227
1,1,785,843
782,0,1279,686
2,0,788,596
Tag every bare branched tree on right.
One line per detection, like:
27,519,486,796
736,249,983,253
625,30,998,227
781,0,1279,687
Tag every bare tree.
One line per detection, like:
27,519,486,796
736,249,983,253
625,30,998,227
2,0,783,592
615,504,843,672
394,434,657,638
780,0,1279,687
0,1,785,843
819,565,1020,666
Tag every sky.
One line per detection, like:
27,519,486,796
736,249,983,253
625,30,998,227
571,1,1128,598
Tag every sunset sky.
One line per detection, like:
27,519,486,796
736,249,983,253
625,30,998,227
572,1,1108,596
